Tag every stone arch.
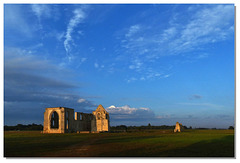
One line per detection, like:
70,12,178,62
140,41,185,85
97,112,101,120
50,111,59,129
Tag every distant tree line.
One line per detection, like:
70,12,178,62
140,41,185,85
4,124,43,131
110,124,189,132
110,124,234,132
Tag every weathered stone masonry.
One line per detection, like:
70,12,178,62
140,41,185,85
174,122,184,132
43,104,109,133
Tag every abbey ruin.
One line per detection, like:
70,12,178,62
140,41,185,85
43,104,110,133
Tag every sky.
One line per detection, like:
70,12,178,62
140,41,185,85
4,4,235,128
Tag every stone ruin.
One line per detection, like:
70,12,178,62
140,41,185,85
43,104,110,133
174,122,184,132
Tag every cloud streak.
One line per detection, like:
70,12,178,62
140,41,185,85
64,8,86,62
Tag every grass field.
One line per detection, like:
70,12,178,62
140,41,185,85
4,129,234,157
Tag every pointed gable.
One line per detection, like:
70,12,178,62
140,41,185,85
95,104,106,112
91,104,110,132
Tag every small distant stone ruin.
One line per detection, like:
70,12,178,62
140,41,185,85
43,104,110,133
174,122,184,132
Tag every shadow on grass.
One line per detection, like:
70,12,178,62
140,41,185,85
4,131,234,157
151,135,234,157
100,135,234,157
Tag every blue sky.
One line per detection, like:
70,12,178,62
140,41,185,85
4,4,235,128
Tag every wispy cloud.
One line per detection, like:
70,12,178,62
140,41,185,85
31,4,51,20
31,4,52,36
168,5,234,55
64,8,86,62
126,77,137,83
118,5,234,82
125,24,141,37
128,58,143,71
126,71,171,83
94,62,99,68
94,61,105,70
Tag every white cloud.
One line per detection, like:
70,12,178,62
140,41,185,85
31,4,52,32
31,4,51,20
56,32,65,41
106,105,155,120
169,5,234,55
106,105,137,114
162,74,171,78
126,77,137,83
125,24,141,37
81,58,87,63
125,71,171,82
78,30,84,35
160,27,177,42
128,59,143,71
108,105,116,109
94,62,99,68
94,62,105,69
77,98,86,103
64,8,86,61
127,5,233,57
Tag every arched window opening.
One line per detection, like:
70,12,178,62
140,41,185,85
66,120,69,130
97,113,101,120
80,114,82,120
66,111,69,130
51,111,59,129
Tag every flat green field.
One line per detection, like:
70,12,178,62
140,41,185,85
4,129,234,157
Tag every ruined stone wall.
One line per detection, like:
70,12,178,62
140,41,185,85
91,116,97,132
92,105,110,132
43,107,74,133
43,105,109,133
174,122,184,132
74,112,92,132
64,108,75,133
